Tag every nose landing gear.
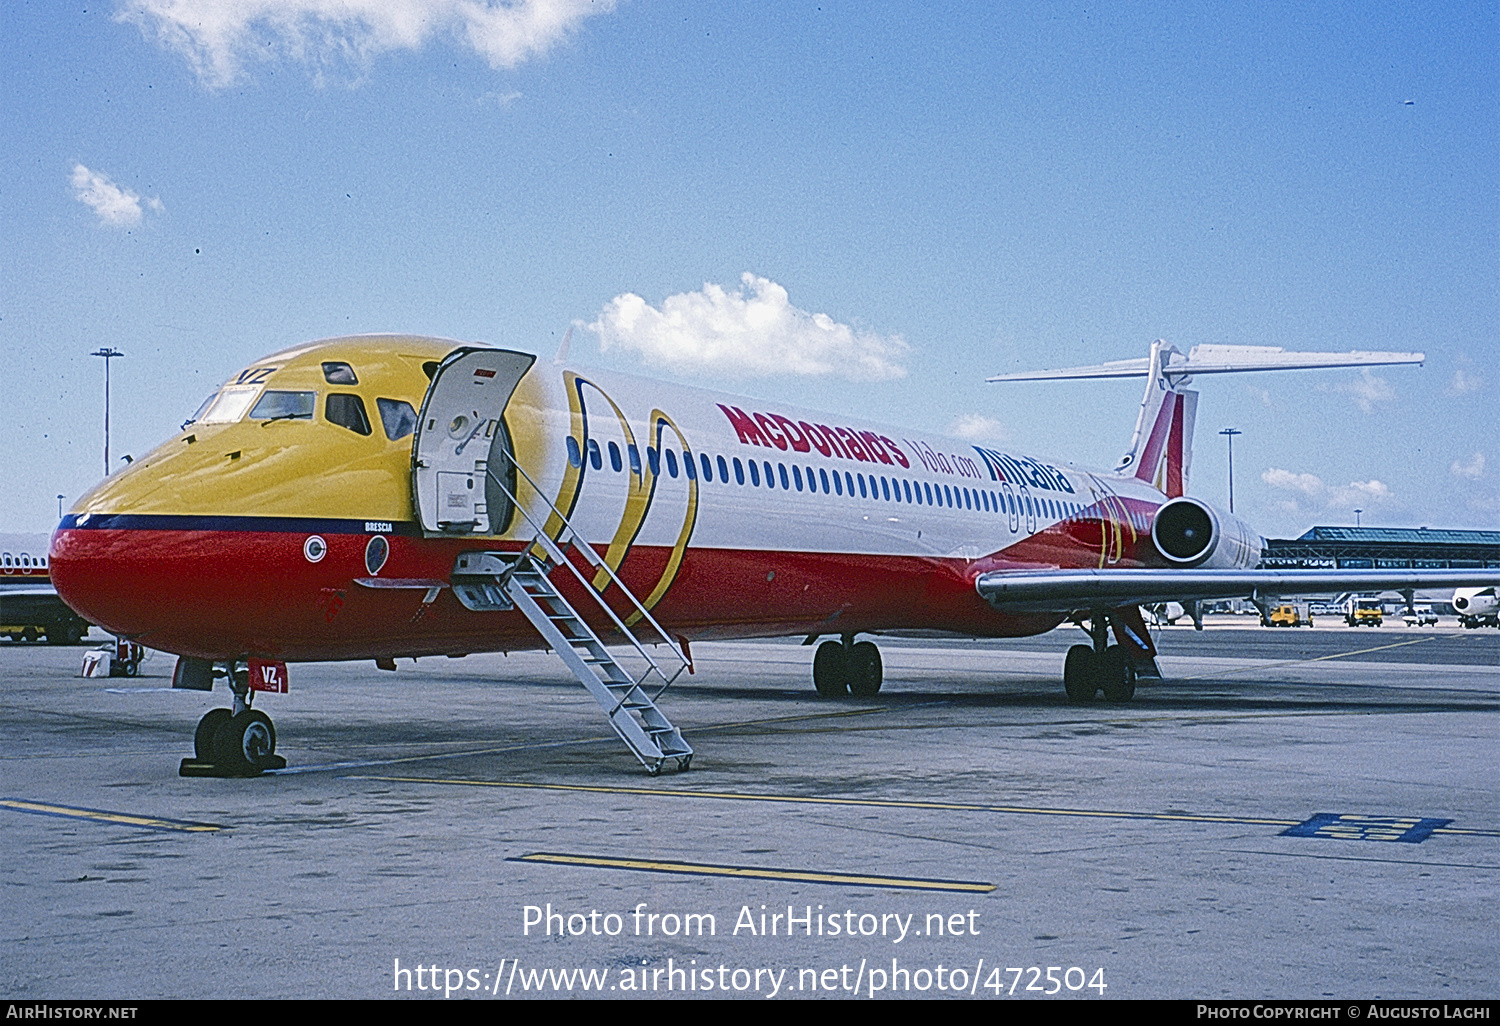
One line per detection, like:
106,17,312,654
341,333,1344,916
180,661,286,777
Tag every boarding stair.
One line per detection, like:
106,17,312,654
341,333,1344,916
449,454,692,775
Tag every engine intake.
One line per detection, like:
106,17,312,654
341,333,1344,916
1151,497,1262,570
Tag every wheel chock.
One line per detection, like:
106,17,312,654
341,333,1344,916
178,755,287,777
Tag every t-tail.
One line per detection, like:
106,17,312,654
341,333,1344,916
987,340,1425,498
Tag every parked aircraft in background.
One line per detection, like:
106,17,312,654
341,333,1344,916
48,335,1500,774
0,534,91,645
1453,587,1499,628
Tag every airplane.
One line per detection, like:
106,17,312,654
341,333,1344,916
1453,587,1499,628
48,334,1500,776
0,534,91,645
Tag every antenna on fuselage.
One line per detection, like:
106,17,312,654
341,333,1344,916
553,324,575,365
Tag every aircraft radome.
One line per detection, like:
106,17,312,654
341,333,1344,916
48,335,1500,775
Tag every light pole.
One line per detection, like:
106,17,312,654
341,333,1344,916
57,494,64,520
89,348,124,477
1354,508,1363,528
1219,427,1242,513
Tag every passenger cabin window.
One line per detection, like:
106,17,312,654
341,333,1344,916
588,439,602,471
321,362,358,385
249,390,315,421
376,398,418,441
325,393,372,435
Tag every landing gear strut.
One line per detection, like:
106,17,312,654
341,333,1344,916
811,635,883,697
181,661,285,777
1062,611,1136,704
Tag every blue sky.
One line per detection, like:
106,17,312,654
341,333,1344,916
2,0,1495,537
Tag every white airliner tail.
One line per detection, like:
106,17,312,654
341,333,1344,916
988,341,1425,498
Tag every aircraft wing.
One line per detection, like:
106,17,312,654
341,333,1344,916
975,568,1500,613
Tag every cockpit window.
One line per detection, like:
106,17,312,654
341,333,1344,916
185,393,216,426
249,390,315,421
376,398,418,441
326,393,372,435
321,362,358,385
197,386,262,424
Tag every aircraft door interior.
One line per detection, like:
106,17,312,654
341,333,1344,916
412,347,536,536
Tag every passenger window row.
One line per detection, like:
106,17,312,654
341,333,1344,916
563,435,1094,523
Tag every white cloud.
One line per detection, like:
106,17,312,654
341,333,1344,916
1261,467,1393,509
71,164,161,226
1243,384,1273,408
947,414,1008,442
1449,368,1484,395
1451,452,1485,479
119,0,614,88
1320,368,1394,413
588,274,909,381
477,89,523,108
1261,468,1324,498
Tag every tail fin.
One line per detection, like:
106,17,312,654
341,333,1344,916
987,340,1424,498
1117,346,1198,497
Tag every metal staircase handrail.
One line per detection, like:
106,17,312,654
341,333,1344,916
484,456,687,690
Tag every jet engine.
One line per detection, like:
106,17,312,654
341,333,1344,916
1150,496,1263,570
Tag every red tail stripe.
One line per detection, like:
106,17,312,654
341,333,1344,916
1134,395,1175,483
1166,392,1185,498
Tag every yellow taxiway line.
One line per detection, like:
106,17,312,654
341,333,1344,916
509,852,996,892
349,775,1305,827
0,798,223,833
1174,636,1436,681
351,776,1498,838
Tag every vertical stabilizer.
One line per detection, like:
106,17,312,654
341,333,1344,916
1115,341,1196,497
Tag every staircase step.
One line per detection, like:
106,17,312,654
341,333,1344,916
459,539,692,775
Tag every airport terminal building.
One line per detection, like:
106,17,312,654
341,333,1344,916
1259,526,1500,571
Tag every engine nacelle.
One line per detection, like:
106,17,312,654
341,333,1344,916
1151,497,1263,570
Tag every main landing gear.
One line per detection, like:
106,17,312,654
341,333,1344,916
811,634,883,697
1063,612,1136,704
179,660,286,777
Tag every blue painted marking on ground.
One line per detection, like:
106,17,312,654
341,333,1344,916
1282,813,1453,843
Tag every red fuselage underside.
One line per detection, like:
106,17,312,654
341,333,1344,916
50,526,1090,661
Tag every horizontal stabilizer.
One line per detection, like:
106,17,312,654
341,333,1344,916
987,344,1424,383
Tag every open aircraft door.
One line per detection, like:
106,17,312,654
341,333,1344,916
412,347,536,536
